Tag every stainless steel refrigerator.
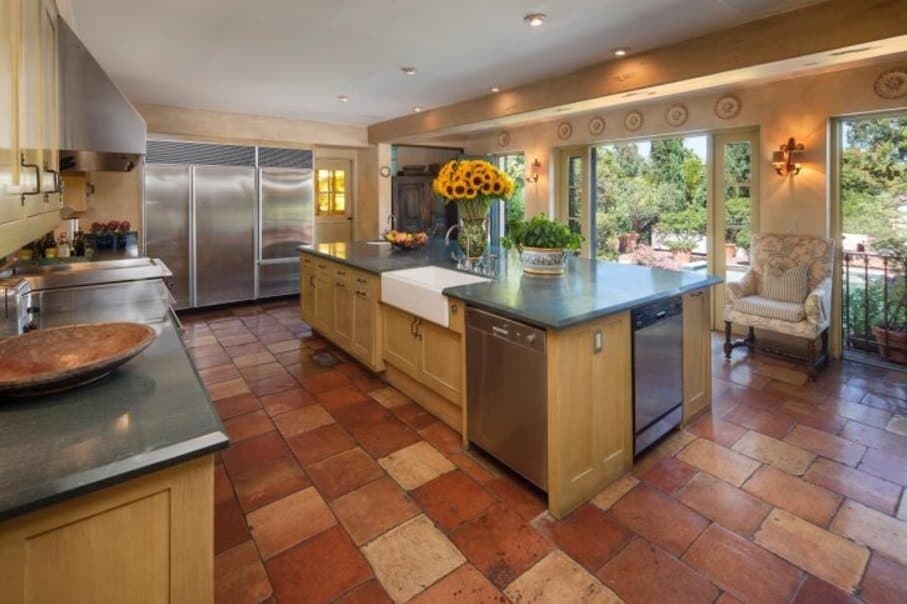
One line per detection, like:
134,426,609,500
144,141,312,309
257,147,314,298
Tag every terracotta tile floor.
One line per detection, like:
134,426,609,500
181,301,907,604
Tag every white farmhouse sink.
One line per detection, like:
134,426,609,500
381,266,489,327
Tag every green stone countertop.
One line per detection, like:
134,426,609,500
299,242,721,329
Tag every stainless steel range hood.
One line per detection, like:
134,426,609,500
58,17,146,172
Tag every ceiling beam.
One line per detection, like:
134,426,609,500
367,0,907,143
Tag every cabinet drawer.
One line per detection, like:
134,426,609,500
301,254,314,266
350,270,378,299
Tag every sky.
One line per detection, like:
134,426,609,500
602,135,708,161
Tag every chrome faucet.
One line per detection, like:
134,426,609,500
386,214,397,232
444,224,464,264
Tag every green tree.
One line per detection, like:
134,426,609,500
841,117,907,242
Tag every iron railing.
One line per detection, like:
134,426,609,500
843,251,907,355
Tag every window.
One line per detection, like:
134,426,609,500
492,153,525,233
316,168,346,216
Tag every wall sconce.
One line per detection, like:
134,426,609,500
772,137,805,176
527,158,542,183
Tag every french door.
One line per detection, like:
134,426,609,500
710,130,760,328
556,146,591,257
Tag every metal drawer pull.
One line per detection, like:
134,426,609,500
337,270,346,276
20,154,42,200
593,329,603,354
492,325,510,338
356,290,367,298
689,291,703,298
356,277,368,284
336,281,345,287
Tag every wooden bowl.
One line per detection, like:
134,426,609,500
0,322,157,397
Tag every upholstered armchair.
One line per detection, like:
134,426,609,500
724,233,835,375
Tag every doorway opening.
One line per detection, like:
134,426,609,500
838,113,907,369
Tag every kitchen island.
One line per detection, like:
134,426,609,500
300,241,719,516
0,316,228,603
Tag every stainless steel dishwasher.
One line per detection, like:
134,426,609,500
632,296,684,456
466,307,548,490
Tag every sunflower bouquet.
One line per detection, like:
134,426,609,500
432,159,515,220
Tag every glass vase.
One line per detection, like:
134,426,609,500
457,217,488,260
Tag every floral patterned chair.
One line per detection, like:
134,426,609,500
724,233,835,375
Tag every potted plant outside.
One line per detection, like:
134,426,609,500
869,238,907,364
661,205,705,266
502,214,583,275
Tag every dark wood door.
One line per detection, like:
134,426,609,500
393,176,437,233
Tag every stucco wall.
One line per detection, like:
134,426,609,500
462,59,907,239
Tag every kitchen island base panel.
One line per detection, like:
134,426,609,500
547,311,634,519
385,365,463,434
0,455,214,604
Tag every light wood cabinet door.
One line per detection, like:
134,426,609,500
382,304,420,379
333,278,353,348
548,312,632,518
683,288,712,424
300,264,315,325
0,1,21,227
19,0,43,217
39,0,59,208
351,288,375,365
418,319,462,405
0,456,214,604
313,272,335,335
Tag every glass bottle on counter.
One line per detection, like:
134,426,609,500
57,232,71,258
73,228,85,257
43,232,57,259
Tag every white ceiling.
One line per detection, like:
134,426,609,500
71,0,825,126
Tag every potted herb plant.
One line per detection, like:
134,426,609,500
502,214,583,275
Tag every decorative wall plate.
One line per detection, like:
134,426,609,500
624,110,644,132
588,116,606,136
497,131,511,147
714,94,742,120
665,104,689,127
556,122,573,141
874,68,907,99
379,166,391,178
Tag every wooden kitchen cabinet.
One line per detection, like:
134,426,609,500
300,264,315,325
418,319,463,404
682,288,712,424
0,0,64,257
0,455,214,604
382,303,421,379
333,277,354,348
312,271,335,334
299,252,383,371
547,311,633,518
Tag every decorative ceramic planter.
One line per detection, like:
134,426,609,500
520,247,568,275
725,243,737,262
872,325,907,364
618,232,639,253
672,250,693,265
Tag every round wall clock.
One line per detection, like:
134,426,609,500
665,104,689,127
714,94,742,120
497,131,511,147
379,166,391,178
588,116,606,136
874,68,907,99
556,122,573,141
624,110,644,132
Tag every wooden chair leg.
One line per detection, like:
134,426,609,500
807,338,817,379
724,321,733,359
745,326,756,350
821,329,830,367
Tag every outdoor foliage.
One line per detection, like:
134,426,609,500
841,116,907,242
594,138,708,258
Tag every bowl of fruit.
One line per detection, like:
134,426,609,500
384,230,428,251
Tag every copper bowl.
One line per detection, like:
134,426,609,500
0,322,157,397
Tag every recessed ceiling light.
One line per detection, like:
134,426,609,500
524,13,546,27
401,66,417,75
612,47,629,57
490,87,501,93
413,106,423,113
337,95,349,102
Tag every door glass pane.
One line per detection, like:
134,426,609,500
723,141,752,281
334,170,345,193
567,156,583,234
334,193,345,213
592,137,708,268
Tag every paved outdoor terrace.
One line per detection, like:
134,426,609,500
181,300,907,604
